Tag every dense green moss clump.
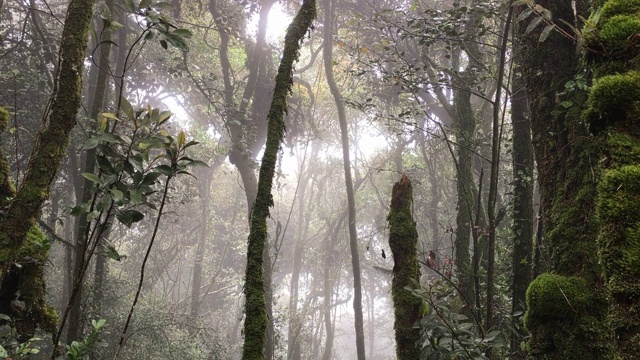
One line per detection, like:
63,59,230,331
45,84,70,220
524,273,607,359
524,273,591,329
585,0,640,358
585,72,640,133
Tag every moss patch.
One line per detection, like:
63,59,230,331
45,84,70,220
585,71,640,133
524,273,591,329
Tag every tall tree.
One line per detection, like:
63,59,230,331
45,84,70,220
241,1,316,358
0,0,94,341
322,0,366,357
519,0,610,357
585,0,640,357
509,42,533,357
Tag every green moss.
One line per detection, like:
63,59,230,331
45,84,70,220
585,72,640,133
599,15,640,50
606,132,640,165
600,0,640,19
524,273,591,329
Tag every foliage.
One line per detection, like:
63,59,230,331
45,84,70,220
71,99,202,233
407,281,505,360
0,314,41,360
65,319,106,360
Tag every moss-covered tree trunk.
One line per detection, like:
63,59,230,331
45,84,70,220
585,1,640,357
0,0,93,341
520,0,610,357
388,174,422,360
241,1,316,358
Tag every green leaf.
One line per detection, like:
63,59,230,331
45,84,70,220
139,0,152,9
155,164,174,175
172,28,193,38
0,345,7,357
141,171,162,186
82,137,101,150
177,130,186,148
116,209,145,227
120,96,134,120
104,242,126,261
96,155,115,174
124,0,135,12
110,189,124,202
525,16,544,35
164,32,188,51
539,24,555,42
93,319,107,330
130,189,144,205
560,100,574,108
70,205,88,216
82,173,103,184
87,210,100,222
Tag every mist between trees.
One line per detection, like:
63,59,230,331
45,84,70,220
0,0,639,359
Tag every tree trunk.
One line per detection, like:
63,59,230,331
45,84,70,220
388,174,422,360
322,0,365,358
587,1,640,357
0,0,93,341
519,1,609,357
509,37,533,356
189,170,212,331
241,1,316,358
68,0,114,339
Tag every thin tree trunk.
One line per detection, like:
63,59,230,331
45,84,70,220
485,4,512,331
189,171,212,332
509,40,533,356
68,0,114,339
322,0,365,357
241,1,316,358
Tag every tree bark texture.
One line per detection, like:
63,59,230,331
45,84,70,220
0,0,93,340
322,0,366,357
241,1,316,358
388,174,422,360
586,1,640,357
509,55,533,356
68,0,114,339
519,1,610,357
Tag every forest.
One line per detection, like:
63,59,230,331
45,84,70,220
0,0,639,358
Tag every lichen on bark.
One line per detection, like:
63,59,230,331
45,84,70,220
387,174,422,360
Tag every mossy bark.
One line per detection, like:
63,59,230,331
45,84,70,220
0,0,93,341
586,1,640,357
519,1,610,358
388,174,423,360
241,1,316,359
0,108,58,340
